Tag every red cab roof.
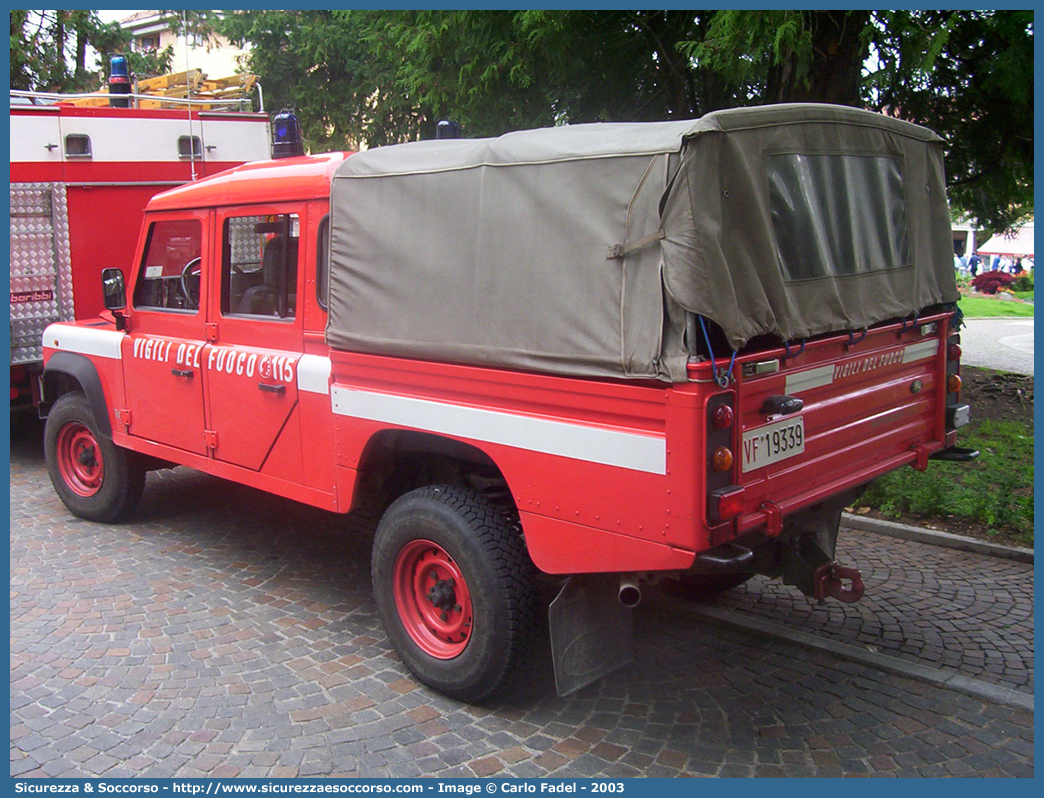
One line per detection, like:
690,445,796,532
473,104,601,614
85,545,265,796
147,151,351,210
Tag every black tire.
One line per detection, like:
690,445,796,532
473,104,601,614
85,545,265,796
665,572,753,600
371,485,537,703
44,392,146,523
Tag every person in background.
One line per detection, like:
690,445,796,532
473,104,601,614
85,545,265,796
992,254,1002,271
968,250,982,275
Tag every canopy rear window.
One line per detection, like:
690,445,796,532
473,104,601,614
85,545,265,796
767,153,909,282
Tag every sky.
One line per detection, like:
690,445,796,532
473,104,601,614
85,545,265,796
98,10,144,24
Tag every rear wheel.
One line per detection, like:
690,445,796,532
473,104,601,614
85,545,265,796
45,392,145,522
372,485,536,703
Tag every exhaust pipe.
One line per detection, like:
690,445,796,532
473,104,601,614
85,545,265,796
618,574,641,608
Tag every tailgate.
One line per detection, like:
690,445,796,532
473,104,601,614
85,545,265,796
730,313,957,534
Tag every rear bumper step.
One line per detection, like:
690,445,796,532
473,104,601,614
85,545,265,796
930,446,980,462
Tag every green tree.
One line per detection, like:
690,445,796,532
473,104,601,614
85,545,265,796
11,10,172,93
212,9,1030,230
218,10,435,150
866,10,1034,233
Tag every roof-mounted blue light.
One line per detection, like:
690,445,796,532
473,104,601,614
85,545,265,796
109,55,131,108
436,120,461,139
272,111,304,159
109,55,130,80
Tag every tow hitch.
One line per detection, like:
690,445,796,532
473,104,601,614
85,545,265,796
813,563,864,603
777,509,866,604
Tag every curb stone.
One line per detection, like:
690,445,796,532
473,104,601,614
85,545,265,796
841,512,1033,563
652,597,1035,714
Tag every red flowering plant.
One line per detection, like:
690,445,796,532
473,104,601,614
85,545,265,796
971,270,1016,295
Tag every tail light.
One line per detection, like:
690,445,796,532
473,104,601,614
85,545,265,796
713,403,734,429
944,333,970,430
706,393,740,525
709,486,745,523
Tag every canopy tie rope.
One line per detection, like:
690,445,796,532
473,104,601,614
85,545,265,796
698,316,737,389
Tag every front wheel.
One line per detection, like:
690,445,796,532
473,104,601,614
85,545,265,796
44,392,145,523
371,485,537,703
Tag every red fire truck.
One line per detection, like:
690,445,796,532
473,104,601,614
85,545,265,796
39,104,975,702
9,86,271,409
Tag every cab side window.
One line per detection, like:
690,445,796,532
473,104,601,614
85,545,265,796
316,215,329,309
133,219,203,312
223,213,299,319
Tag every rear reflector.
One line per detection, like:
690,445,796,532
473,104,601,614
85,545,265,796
709,486,745,523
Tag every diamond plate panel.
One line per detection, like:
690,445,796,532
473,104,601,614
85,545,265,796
227,215,265,269
10,183,74,365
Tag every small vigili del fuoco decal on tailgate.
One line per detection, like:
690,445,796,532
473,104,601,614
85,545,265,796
785,340,939,394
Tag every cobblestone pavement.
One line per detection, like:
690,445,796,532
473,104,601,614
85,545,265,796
697,531,1034,694
10,420,1035,778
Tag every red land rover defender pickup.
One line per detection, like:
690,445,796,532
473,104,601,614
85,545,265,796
40,104,974,702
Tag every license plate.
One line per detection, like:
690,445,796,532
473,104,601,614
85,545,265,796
742,416,805,472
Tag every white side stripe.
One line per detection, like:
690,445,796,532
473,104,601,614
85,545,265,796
903,339,940,363
297,355,331,394
785,365,834,395
331,386,667,475
43,324,124,360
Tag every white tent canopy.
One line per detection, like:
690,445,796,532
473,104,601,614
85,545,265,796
977,221,1034,257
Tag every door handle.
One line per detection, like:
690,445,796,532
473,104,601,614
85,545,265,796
258,382,286,394
760,395,803,416
171,368,194,378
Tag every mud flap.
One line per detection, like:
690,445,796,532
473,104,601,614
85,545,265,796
548,575,633,697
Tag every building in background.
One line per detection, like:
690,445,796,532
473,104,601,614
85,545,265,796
119,11,247,78
951,218,980,260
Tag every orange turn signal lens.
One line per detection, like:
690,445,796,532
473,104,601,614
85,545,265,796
947,374,962,393
712,446,734,472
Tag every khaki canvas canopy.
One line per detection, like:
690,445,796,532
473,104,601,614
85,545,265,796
327,104,957,382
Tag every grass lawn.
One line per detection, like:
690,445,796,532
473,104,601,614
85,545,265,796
860,419,1034,546
957,294,1034,317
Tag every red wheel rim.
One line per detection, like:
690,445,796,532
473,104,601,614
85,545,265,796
56,421,104,498
392,539,473,659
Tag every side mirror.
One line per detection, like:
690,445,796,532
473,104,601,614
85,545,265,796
102,268,126,310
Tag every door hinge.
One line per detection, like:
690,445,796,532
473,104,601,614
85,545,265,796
206,323,218,342
204,429,218,449
114,408,132,427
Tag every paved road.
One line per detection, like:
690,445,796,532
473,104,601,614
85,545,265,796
960,318,1034,375
695,531,1033,695
10,420,1035,778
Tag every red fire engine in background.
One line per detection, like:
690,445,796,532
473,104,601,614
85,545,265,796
9,68,271,409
